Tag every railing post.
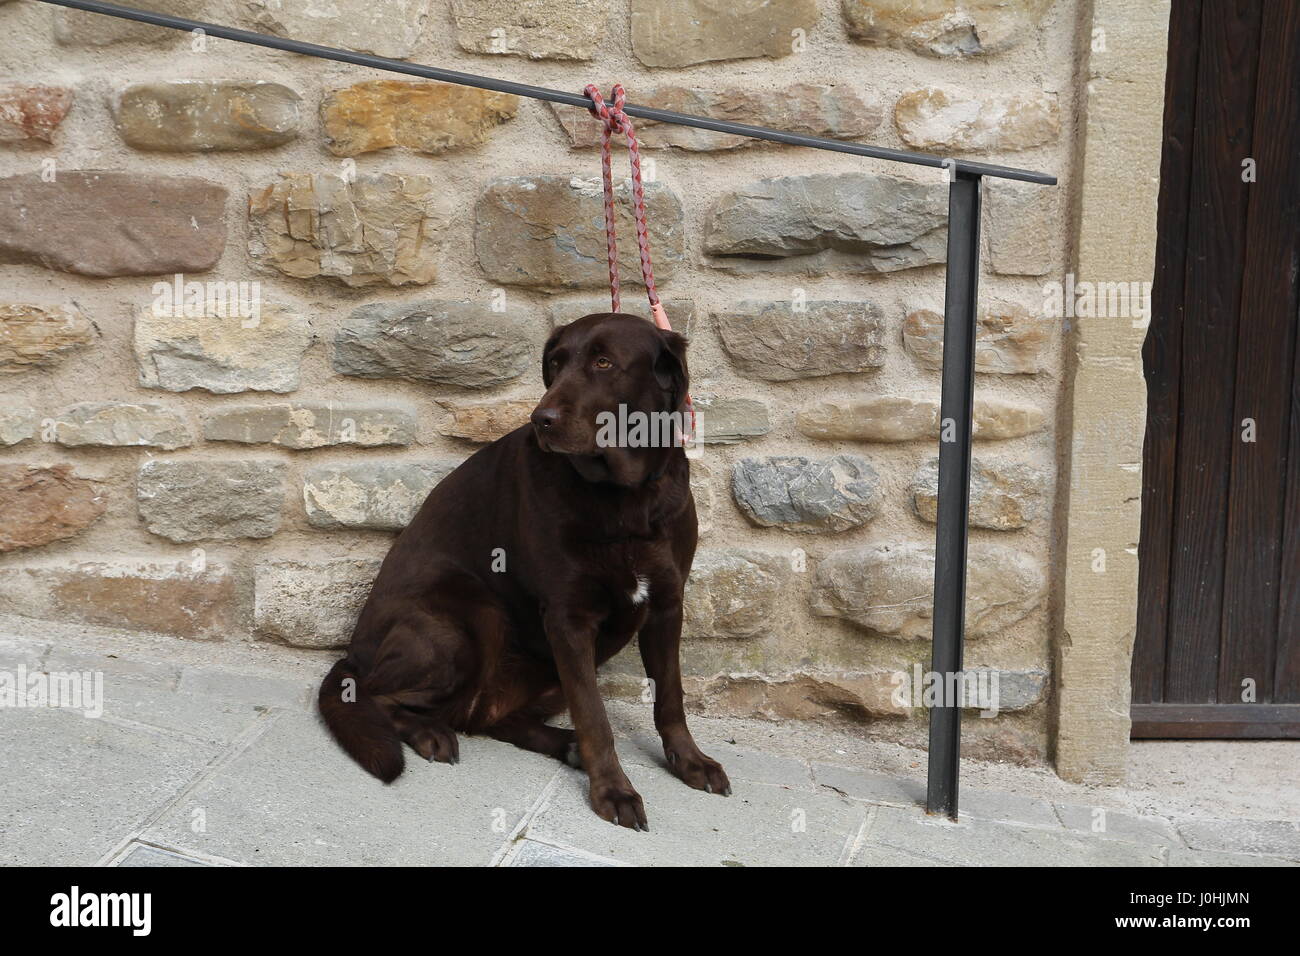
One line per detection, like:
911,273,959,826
926,170,981,820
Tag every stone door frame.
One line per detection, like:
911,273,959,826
1052,0,1169,783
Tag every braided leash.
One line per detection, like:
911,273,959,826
583,83,697,448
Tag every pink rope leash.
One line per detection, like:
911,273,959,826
583,83,696,446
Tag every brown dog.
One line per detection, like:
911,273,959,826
319,312,729,829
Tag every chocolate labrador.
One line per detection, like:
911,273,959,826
319,312,729,829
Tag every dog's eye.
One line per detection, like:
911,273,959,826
594,356,613,370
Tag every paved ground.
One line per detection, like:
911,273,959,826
2,615,1297,867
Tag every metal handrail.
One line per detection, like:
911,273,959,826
31,0,1055,186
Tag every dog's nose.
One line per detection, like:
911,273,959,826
531,407,560,430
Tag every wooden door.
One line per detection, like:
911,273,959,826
1132,0,1300,738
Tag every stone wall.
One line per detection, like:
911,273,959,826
0,0,1084,764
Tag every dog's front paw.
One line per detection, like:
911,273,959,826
666,747,731,796
589,778,649,831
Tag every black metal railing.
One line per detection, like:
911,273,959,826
27,0,1059,820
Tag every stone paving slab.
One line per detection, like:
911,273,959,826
617,733,817,790
43,644,182,688
3,634,283,745
115,843,213,867
176,666,315,711
812,763,925,806
854,806,1167,867
1053,803,1180,847
1166,846,1296,867
506,839,623,867
812,763,1060,827
98,679,266,746
139,713,559,866
946,788,1060,827
522,763,866,867
0,708,221,866
0,637,48,670
1176,818,1300,860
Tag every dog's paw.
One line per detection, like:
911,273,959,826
589,779,649,831
406,724,460,765
666,748,731,796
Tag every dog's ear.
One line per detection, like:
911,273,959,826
541,326,564,388
654,329,689,412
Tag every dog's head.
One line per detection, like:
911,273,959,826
531,312,689,486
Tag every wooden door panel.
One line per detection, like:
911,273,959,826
1163,0,1262,703
1134,0,1202,707
1133,0,1300,735
1219,1,1300,703
1277,321,1300,703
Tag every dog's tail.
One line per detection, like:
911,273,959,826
318,658,404,783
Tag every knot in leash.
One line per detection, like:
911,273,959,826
582,83,665,327
583,83,696,449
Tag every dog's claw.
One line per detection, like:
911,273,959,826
591,780,648,831
665,747,731,798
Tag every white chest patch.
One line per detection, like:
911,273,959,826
630,575,651,606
